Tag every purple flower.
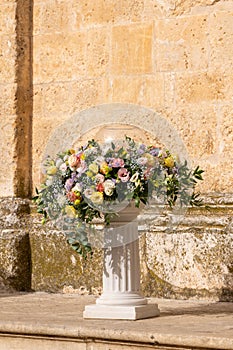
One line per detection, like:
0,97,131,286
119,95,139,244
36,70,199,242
65,178,74,191
71,172,77,180
137,144,146,155
77,160,87,174
149,147,160,157
108,158,125,168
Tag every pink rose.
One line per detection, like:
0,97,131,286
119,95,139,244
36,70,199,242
109,158,125,168
95,173,105,184
118,168,130,182
77,160,87,174
68,154,80,168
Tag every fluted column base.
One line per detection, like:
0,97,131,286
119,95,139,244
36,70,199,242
84,205,160,320
83,303,160,320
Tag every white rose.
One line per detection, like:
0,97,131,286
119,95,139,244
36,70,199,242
103,179,115,196
59,163,67,173
84,188,94,199
72,183,82,192
56,158,63,168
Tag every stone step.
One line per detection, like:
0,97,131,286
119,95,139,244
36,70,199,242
0,293,232,350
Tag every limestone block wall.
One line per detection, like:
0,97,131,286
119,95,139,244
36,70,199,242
32,0,233,194
0,0,17,196
0,0,232,299
0,0,32,198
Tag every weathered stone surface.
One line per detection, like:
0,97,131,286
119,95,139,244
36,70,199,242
154,16,208,71
73,0,144,26
0,116,16,197
142,0,163,19
26,194,233,300
0,230,31,291
33,33,87,84
209,10,233,69
0,0,17,4
33,79,104,120
153,0,230,16
104,75,164,109
0,0,33,198
140,195,233,301
141,231,233,301
111,24,153,74
0,3,16,35
220,103,233,156
175,71,232,103
69,79,104,115
0,84,17,115
86,28,109,77
32,85,44,117
33,1,81,35
37,83,73,116
165,102,218,158
0,198,31,291
0,198,30,230
29,223,103,293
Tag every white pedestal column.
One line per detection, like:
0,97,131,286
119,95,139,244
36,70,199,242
83,218,160,320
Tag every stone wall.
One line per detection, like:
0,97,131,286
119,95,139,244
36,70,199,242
32,0,233,194
0,0,32,198
140,194,233,301
0,0,232,299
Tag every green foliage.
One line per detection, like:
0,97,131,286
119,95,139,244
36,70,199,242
33,136,204,258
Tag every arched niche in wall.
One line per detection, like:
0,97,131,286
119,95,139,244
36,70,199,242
43,103,190,167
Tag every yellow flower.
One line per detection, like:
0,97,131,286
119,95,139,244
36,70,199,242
47,165,57,175
65,205,77,218
90,191,103,205
80,153,85,160
69,149,75,154
100,161,111,175
74,199,81,206
164,156,175,168
89,163,99,174
86,170,93,177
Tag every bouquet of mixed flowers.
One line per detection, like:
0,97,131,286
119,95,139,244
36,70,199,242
33,136,204,257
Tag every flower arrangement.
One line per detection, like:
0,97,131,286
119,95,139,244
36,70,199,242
33,136,204,258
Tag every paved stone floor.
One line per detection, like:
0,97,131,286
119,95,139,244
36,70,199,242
0,292,232,349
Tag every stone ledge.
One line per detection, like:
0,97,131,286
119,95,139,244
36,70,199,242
0,293,232,350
